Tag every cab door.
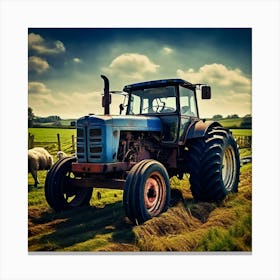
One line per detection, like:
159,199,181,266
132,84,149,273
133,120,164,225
178,86,198,142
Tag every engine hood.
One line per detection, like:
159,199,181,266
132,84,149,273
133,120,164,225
77,115,161,132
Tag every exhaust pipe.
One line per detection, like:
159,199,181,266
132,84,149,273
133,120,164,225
101,75,111,115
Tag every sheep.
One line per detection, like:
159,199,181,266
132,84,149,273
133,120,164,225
28,147,53,187
56,150,68,160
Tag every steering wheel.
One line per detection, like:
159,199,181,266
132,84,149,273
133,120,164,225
143,105,165,113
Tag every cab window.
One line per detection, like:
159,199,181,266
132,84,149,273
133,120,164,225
179,86,198,117
127,86,177,115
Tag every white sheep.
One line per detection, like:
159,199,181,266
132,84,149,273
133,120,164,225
56,150,68,160
28,147,53,187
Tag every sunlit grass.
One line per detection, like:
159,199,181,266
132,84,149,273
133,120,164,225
28,127,76,154
231,129,252,136
218,118,243,128
28,163,252,252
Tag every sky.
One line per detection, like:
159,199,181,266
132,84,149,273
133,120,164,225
28,28,252,119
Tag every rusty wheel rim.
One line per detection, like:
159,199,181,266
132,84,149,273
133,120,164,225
144,171,166,216
222,145,237,191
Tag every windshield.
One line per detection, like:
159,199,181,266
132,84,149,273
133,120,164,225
127,86,177,115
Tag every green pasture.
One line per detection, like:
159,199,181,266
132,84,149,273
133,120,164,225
29,128,76,143
218,118,243,128
231,129,252,137
28,127,76,155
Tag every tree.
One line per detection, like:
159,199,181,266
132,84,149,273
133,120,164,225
213,114,223,120
28,107,35,127
240,115,252,128
226,114,239,119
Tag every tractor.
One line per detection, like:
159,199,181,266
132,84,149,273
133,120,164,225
44,75,240,224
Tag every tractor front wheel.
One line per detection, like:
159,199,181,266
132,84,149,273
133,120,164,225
123,159,170,224
44,156,93,211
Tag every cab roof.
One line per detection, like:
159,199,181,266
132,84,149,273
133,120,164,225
123,78,195,92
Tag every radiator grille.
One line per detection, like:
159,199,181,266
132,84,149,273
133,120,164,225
76,126,103,162
89,128,102,160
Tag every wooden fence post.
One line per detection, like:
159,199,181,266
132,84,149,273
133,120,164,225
57,133,61,151
71,135,75,153
28,133,31,149
28,133,34,149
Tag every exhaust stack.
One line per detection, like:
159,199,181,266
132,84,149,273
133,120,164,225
101,75,111,115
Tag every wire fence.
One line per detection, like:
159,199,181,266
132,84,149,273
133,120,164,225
28,133,76,153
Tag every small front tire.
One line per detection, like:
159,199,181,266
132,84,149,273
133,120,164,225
123,159,170,224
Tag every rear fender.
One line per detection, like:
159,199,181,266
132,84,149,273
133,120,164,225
183,120,222,143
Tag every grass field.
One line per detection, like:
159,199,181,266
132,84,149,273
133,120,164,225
218,118,243,128
29,127,76,155
28,163,251,252
231,129,252,136
28,127,252,252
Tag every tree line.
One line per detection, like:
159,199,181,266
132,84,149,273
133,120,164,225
212,114,251,120
212,114,252,129
28,107,61,127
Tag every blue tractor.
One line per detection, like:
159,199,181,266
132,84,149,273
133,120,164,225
45,75,240,224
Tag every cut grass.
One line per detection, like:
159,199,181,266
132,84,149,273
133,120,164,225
133,165,251,252
28,162,252,252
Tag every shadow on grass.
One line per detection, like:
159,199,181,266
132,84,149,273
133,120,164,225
28,188,218,252
170,188,217,223
28,201,135,251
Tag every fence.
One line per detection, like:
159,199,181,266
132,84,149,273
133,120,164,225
235,136,252,148
28,133,76,153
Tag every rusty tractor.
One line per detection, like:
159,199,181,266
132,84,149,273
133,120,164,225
45,75,240,224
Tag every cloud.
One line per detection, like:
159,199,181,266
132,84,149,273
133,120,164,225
28,33,66,55
161,47,174,55
177,63,251,92
29,90,108,119
177,63,252,118
28,56,50,73
105,53,159,79
73,57,82,63
28,33,44,45
28,82,51,94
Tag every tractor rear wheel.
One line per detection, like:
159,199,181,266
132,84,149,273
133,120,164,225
187,127,240,201
123,159,170,224
44,156,93,211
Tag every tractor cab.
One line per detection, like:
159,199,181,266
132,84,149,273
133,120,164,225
123,79,210,142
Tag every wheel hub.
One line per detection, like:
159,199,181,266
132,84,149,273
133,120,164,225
144,178,159,209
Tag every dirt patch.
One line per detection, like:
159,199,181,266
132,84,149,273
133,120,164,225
188,202,217,223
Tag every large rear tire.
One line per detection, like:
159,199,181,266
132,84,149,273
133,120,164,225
44,156,93,211
187,127,240,201
123,159,170,224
